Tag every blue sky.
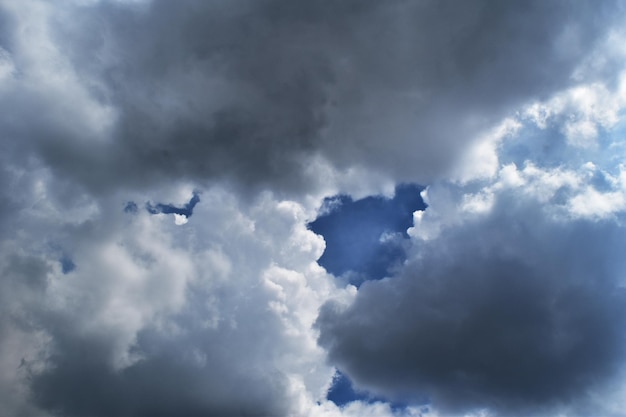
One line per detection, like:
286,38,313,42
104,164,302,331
2,1,626,417
310,184,425,406
309,183,425,286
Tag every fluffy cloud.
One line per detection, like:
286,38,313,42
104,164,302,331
317,62,626,416
1,1,626,417
0,176,351,416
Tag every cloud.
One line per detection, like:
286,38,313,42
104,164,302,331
1,0,621,197
1,1,626,417
318,189,626,415
0,180,351,416
317,72,626,415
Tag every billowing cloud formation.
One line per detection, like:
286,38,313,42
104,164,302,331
2,182,343,416
318,188,626,415
318,60,626,415
1,1,626,417
0,0,621,195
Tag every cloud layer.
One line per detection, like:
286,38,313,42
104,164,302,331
1,1,626,417
2,0,621,195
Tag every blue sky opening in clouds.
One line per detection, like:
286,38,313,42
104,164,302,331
124,201,138,214
3,1,626,417
326,370,415,411
146,191,201,218
308,183,425,286
326,371,370,407
59,256,76,275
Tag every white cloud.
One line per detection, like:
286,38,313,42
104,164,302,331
0,173,359,415
451,118,522,184
173,213,188,225
523,73,626,148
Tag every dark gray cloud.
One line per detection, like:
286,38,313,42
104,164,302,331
316,191,626,416
30,307,290,417
17,0,620,195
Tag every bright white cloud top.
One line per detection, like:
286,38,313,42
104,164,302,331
1,1,626,417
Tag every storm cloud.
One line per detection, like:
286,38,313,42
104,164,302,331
1,0,619,195
1,0,626,416
317,189,626,416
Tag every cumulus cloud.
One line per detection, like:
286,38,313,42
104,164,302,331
317,59,626,416
318,186,626,416
1,1,626,417
1,178,352,416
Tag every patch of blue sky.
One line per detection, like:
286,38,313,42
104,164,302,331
500,123,570,169
327,370,418,412
124,201,138,213
604,118,626,164
146,191,201,218
499,117,626,187
326,371,370,406
308,183,425,287
60,255,75,274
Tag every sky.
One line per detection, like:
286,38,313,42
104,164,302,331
1,1,626,416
